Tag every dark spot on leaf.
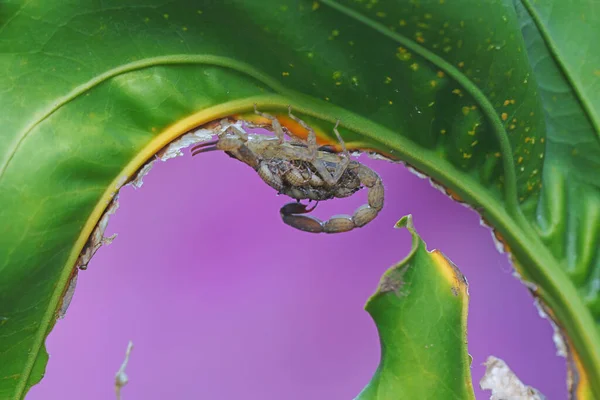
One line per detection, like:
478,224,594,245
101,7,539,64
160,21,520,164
379,265,410,296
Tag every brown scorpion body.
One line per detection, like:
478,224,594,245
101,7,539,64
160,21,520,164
191,106,384,233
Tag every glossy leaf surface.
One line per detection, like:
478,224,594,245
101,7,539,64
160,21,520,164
357,216,474,399
0,0,598,398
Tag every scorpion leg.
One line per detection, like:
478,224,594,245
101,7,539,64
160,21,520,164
329,120,351,182
254,104,284,144
286,107,349,187
286,105,318,159
222,124,249,140
310,120,350,186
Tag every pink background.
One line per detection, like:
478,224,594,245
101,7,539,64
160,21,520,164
28,149,566,399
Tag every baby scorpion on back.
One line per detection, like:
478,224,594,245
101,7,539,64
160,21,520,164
191,105,384,233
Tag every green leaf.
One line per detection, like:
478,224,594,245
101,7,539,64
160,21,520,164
357,216,474,399
0,0,599,398
515,1,600,396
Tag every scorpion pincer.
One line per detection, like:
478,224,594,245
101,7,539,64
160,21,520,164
190,105,384,234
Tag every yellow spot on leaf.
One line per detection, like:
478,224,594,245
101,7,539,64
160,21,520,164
282,71,290,76
443,45,452,53
430,80,437,87
495,152,501,157
332,71,342,80
428,101,435,107
332,29,340,37
437,70,445,78
503,100,510,106
376,11,387,17
385,76,392,84
425,13,433,19
197,10,203,14
389,100,393,105
452,88,463,97
351,76,359,85
307,52,314,58
463,153,472,159
501,112,508,121
458,61,465,68
594,69,600,77
163,13,169,19
509,124,516,130
462,106,470,115
335,81,342,86
518,156,523,163
416,36,425,43
348,40,355,46
182,26,188,31
471,140,478,147
396,47,412,61
410,63,419,71
399,19,407,26
440,129,447,134
312,1,320,11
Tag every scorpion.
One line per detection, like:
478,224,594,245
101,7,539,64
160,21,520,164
191,106,384,233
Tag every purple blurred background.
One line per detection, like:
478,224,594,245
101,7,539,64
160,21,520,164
28,149,566,399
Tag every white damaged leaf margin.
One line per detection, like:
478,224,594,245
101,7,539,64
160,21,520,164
480,356,545,400
62,119,242,318
370,152,512,256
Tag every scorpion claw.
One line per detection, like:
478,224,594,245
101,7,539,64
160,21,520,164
190,140,218,154
191,143,220,156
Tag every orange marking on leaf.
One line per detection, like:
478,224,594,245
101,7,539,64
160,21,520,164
430,251,468,298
